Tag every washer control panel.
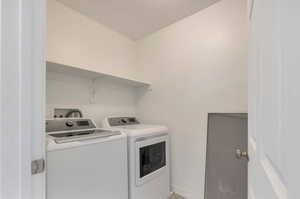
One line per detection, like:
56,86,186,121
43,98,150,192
46,119,96,132
108,117,140,126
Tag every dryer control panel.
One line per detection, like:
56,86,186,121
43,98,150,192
108,117,140,126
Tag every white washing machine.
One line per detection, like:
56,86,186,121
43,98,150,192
46,118,128,199
103,117,170,199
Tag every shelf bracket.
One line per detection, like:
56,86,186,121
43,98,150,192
89,78,97,104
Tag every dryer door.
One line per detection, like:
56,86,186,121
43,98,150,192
135,135,168,186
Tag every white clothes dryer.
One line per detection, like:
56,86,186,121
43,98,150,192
103,117,170,199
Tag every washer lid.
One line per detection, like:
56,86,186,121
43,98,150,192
48,129,121,144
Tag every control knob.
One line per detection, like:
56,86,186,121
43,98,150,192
65,121,74,127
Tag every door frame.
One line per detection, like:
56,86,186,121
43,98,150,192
0,0,46,199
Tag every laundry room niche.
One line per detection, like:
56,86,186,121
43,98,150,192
46,0,248,197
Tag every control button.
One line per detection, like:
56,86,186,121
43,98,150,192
121,119,127,123
65,121,74,127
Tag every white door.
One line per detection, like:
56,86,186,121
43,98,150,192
0,0,46,199
249,0,300,198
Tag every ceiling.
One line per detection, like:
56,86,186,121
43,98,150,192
57,0,221,40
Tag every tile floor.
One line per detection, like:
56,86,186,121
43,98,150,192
168,193,186,199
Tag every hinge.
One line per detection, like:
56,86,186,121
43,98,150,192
31,159,45,175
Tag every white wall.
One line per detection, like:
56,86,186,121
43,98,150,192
136,0,248,198
47,0,138,79
46,71,138,126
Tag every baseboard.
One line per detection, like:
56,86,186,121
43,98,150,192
171,184,202,199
